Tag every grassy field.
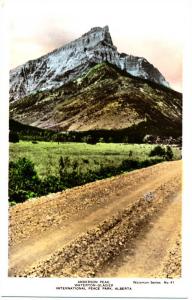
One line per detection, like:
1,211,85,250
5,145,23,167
9,141,181,178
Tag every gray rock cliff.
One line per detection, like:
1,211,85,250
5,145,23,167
10,26,170,102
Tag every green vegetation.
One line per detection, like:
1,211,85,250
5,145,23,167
9,141,180,178
149,145,166,157
10,62,182,139
9,141,181,204
9,158,41,203
149,145,174,161
9,119,56,142
9,131,19,143
165,146,174,161
10,118,182,145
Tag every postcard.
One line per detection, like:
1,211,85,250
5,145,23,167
0,0,191,299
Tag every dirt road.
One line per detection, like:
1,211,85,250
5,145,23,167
9,160,182,278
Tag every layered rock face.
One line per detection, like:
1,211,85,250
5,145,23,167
10,26,169,102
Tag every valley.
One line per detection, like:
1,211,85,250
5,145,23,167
9,141,181,204
8,25,182,280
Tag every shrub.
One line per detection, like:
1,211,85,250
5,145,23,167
9,158,40,203
59,156,70,179
59,156,65,174
121,159,139,170
165,146,174,161
149,145,166,157
129,150,133,157
41,175,64,194
9,201,17,206
82,159,89,164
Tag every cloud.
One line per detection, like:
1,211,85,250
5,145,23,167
9,0,183,91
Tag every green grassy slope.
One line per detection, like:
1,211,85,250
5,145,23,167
10,63,182,138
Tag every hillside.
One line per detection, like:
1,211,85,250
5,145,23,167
9,119,57,141
10,62,182,138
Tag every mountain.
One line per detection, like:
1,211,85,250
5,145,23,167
10,62,182,138
9,26,169,102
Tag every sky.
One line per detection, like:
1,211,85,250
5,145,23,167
8,0,184,92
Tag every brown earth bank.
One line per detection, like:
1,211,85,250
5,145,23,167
9,160,182,278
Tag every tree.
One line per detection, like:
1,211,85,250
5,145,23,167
86,135,98,144
9,131,19,143
149,145,166,157
165,146,174,161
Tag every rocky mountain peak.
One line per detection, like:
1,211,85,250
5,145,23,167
9,26,170,102
81,25,113,47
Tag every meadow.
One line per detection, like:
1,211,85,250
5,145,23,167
9,141,181,179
